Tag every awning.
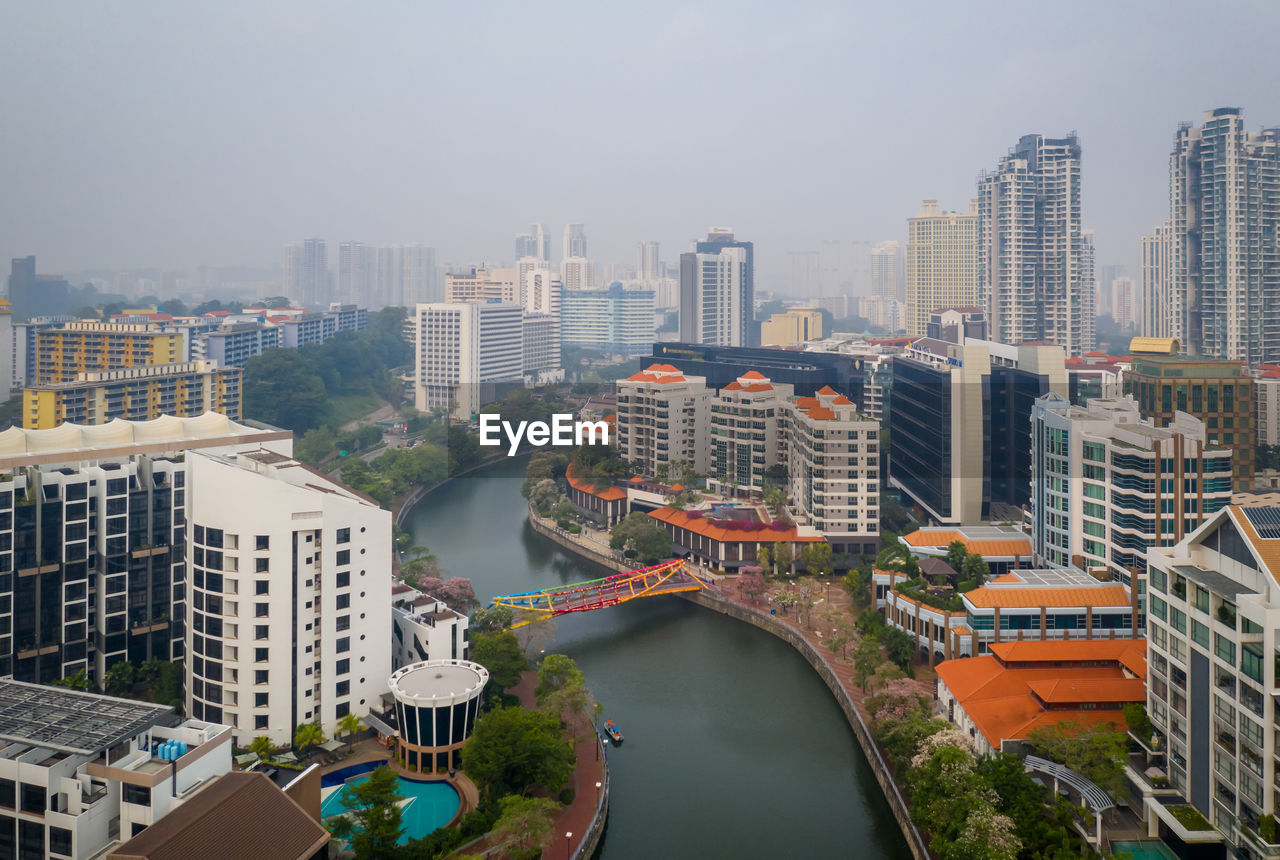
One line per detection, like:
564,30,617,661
276,751,298,763
234,753,259,767
320,739,345,752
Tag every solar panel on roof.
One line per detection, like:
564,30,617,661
1242,507,1280,540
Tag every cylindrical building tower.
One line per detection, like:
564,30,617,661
388,659,489,775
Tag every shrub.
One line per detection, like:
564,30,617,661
568,525,582,534
558,787,576,804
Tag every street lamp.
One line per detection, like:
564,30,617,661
565,831,574,859
595,780,602,800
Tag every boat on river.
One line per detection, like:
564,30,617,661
603,719,623,745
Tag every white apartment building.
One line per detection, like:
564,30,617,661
784,386,881,554
522,314,562,384
615,364,710,476
518,260,561,317
560,256,594,292
708,372,795,495
413,302,523,419
186,448,392,747
1144,505,1280,851
0,682,231,859
905,199,980,338
444,268,517,304
1140,222,1172,338
559,284,655,356
1255,371,1280,448
1031,394,1233,583
870,240,904,302
678,245,747,346
391,584,470,671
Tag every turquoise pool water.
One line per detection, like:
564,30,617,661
321,769,460,844
1112,840,1179,859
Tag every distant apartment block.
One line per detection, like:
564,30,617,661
616,364,711,476
413,302,523,420
22,361,242,429
679,228,754,347
444,268,517,304
560,283,654,356
759,308,822,346
1031,393,1233,583
199,323,282,367
35,322,183,384
906,199,981,338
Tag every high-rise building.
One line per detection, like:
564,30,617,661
413,302,523,419
1140,223,1173,337
522,314,562,384
400,244,438,306
637,241,661,283
1255,368,1280,447
35,322,183,384
6,256,72,322
444,268,518,303
1111,277,1137,329
560,256,594,291
23,361,242,428
187,447,391,746
337,241,376,305
906,199,981,338
788,251,821,298
1170,107,1280,364
1144,505,1280,848
682,228,755,346
560,284,654,356
519,263,561,317
562,223,587,260
979,134,1094,356
759,308,823,346
0,414,291,685
679,229,754,347
889,337,1067,524
926,308,987,344
516,224,551,262
1030,393,1232,581
616,364,711,476
283,239,327,307
709,371,794,494
1123,342,1256,491
870,241,904,302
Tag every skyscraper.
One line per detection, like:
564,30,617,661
338,241,376,305
870,241,904,301
978,134,1094,356
283,238,328,307
1140,222,1172,337
560,257,594,291
1170,107,1280,364
905,199,980,337
788,251,820,298
562,223,587,259
637,241,661,281
681,228,755,346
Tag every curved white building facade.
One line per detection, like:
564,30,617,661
389,659,488,774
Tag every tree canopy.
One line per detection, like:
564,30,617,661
608,512,671,564
461,706,574,801
327,766,405,858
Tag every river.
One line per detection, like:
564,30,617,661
401,457,911,860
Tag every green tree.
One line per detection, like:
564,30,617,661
49,668,89,691
535,654,595,738
608,512,671,564
243,349,332,433
293,722,326,753
470,606,515,634
327,766,405,858
976,753,1085,860
853,637,884,691
469,631,528,709
773,541,793,576
103,660,136,696
960,552,989,588
490,795,562,860
802,542,834,577
461,706,574,801
529,479,561,514
755,545,772,575
880,627,916,672
1027,719,1128,797
945,540,968,574
338,713,366,750
248,735,275,758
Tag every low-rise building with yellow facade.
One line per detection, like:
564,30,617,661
23,361,241,428
36,321,183,384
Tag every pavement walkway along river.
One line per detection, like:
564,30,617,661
402,457,912,860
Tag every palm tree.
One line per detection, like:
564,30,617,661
248,735,275,759
293,722,327,754
338,713,366,751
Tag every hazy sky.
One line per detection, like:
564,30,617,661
3,0,1279,287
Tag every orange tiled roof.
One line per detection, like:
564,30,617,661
794,396,818,409
816,385,838,396
565,466,626,501
901,530,1033,558
647,507,824,543
832,394,853,405
988,639,1148,679
1026,677,1146,705
740,370,767,380
669,482,685,491
723,381,743,390
629,475,643,482
742,383,773,392
964,585,1132,609
806,406,836,420
935,655,1134,748
952,626,972,635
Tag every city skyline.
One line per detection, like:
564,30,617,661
3,2,1279,287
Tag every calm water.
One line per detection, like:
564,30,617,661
320,764,461,843
402,457,911,860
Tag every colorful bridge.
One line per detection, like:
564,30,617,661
489,559,717,628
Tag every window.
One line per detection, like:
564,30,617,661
122,784,151,806
336,527,350,544
336,615,350,632
255,715,269,730
336,549,351,566
1191,620,1209,649
254,625,269,639
255,603,269,617
1242,644,1264,683
255,535,269,550
336,593,350,609
255,670,269,684
336,658,350,675
336,680,350,697
255,647,268,662
336,637,350,653
255,558,269,573
336,571,350,589
49,827,72,858
255,692,268,707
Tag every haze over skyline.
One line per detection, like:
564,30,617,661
3,0,1278,286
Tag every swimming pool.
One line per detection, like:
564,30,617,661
320,764,461,843
1111,840,1179,859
